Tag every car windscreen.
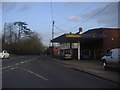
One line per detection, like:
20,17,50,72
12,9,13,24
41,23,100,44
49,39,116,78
64,52,70,54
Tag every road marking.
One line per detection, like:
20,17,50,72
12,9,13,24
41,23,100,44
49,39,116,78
28,60,32,62
11,67,15,70
7,66,12,68
2,65,13,69
15,63,19,65
2,56,40,70
23,68,48,81
20,62,24,64
2,67,18,73
25,61,28,63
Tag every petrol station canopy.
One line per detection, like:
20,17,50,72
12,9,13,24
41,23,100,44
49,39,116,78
51,34,107,43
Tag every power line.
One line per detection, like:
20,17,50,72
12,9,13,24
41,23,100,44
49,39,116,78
81,2,97,14
50,2,97,34
55,22,74,31
54,2,96,32
70,2,114,32
54,25,66,33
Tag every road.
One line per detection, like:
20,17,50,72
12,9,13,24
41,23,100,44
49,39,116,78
2,55,119,88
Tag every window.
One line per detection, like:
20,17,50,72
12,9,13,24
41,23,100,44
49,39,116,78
106,51,112,56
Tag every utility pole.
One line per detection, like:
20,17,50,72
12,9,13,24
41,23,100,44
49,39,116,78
52,21,55,40
3,23,6,49
52,21,55,56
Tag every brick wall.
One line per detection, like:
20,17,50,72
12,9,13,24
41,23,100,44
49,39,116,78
102,29,120,52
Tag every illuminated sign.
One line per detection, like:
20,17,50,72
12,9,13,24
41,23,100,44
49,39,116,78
66,35,81,37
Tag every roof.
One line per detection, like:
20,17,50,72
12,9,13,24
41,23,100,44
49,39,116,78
51,33,106,43
84,28,120,34
51,27,120,43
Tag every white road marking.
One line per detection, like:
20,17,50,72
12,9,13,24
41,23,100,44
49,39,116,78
28,60,32,62
15,63,19,65
2,67,18,73
2,66,13,69
20,62,24,64
25,61,28,63
23,68,48,81
11,67,15,70
7,66,12,68
2,56,40,70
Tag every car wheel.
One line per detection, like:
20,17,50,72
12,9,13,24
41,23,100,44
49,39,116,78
103,60,107,69
2,55,5,59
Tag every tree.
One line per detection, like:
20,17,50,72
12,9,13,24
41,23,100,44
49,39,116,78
3,22,45,55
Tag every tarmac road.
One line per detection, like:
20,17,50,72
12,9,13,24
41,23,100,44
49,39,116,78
2,55,119,88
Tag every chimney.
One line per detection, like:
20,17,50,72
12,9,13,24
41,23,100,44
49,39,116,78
79,27,83,34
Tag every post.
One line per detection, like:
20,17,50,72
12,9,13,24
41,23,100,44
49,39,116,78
70,42,72,57
3,23,6,49
52,21,55,41
52,21,55,56
78,41,80,60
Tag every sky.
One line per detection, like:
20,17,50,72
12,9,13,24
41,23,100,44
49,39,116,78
1,1,119,46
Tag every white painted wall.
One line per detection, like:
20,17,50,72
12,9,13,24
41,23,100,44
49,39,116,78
60,43,78,49
72,43,78,49
60,43,70,49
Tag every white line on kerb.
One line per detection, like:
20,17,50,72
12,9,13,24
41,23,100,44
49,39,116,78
23,68,48,81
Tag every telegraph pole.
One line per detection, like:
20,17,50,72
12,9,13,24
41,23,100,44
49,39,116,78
3,23,6,49
52,21,55,56
52,21,55,40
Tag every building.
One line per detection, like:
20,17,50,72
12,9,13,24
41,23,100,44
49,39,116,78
51,28,120,60
49,46,60,56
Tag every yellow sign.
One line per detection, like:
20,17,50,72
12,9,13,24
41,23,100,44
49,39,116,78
66,35,81,37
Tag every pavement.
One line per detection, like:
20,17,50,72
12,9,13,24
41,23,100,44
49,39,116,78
51,57,120,84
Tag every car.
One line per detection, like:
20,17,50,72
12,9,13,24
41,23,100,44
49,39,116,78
0,50,10,59
102,48,120,69
60,51,72,60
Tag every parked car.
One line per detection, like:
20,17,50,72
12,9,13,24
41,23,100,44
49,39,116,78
102,48,120,69
0,50,10,59
60,51,72,60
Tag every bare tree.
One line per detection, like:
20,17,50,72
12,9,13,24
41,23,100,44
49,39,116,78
3,22,45,55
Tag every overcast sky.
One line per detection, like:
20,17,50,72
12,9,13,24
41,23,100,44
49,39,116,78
2,1,119,46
